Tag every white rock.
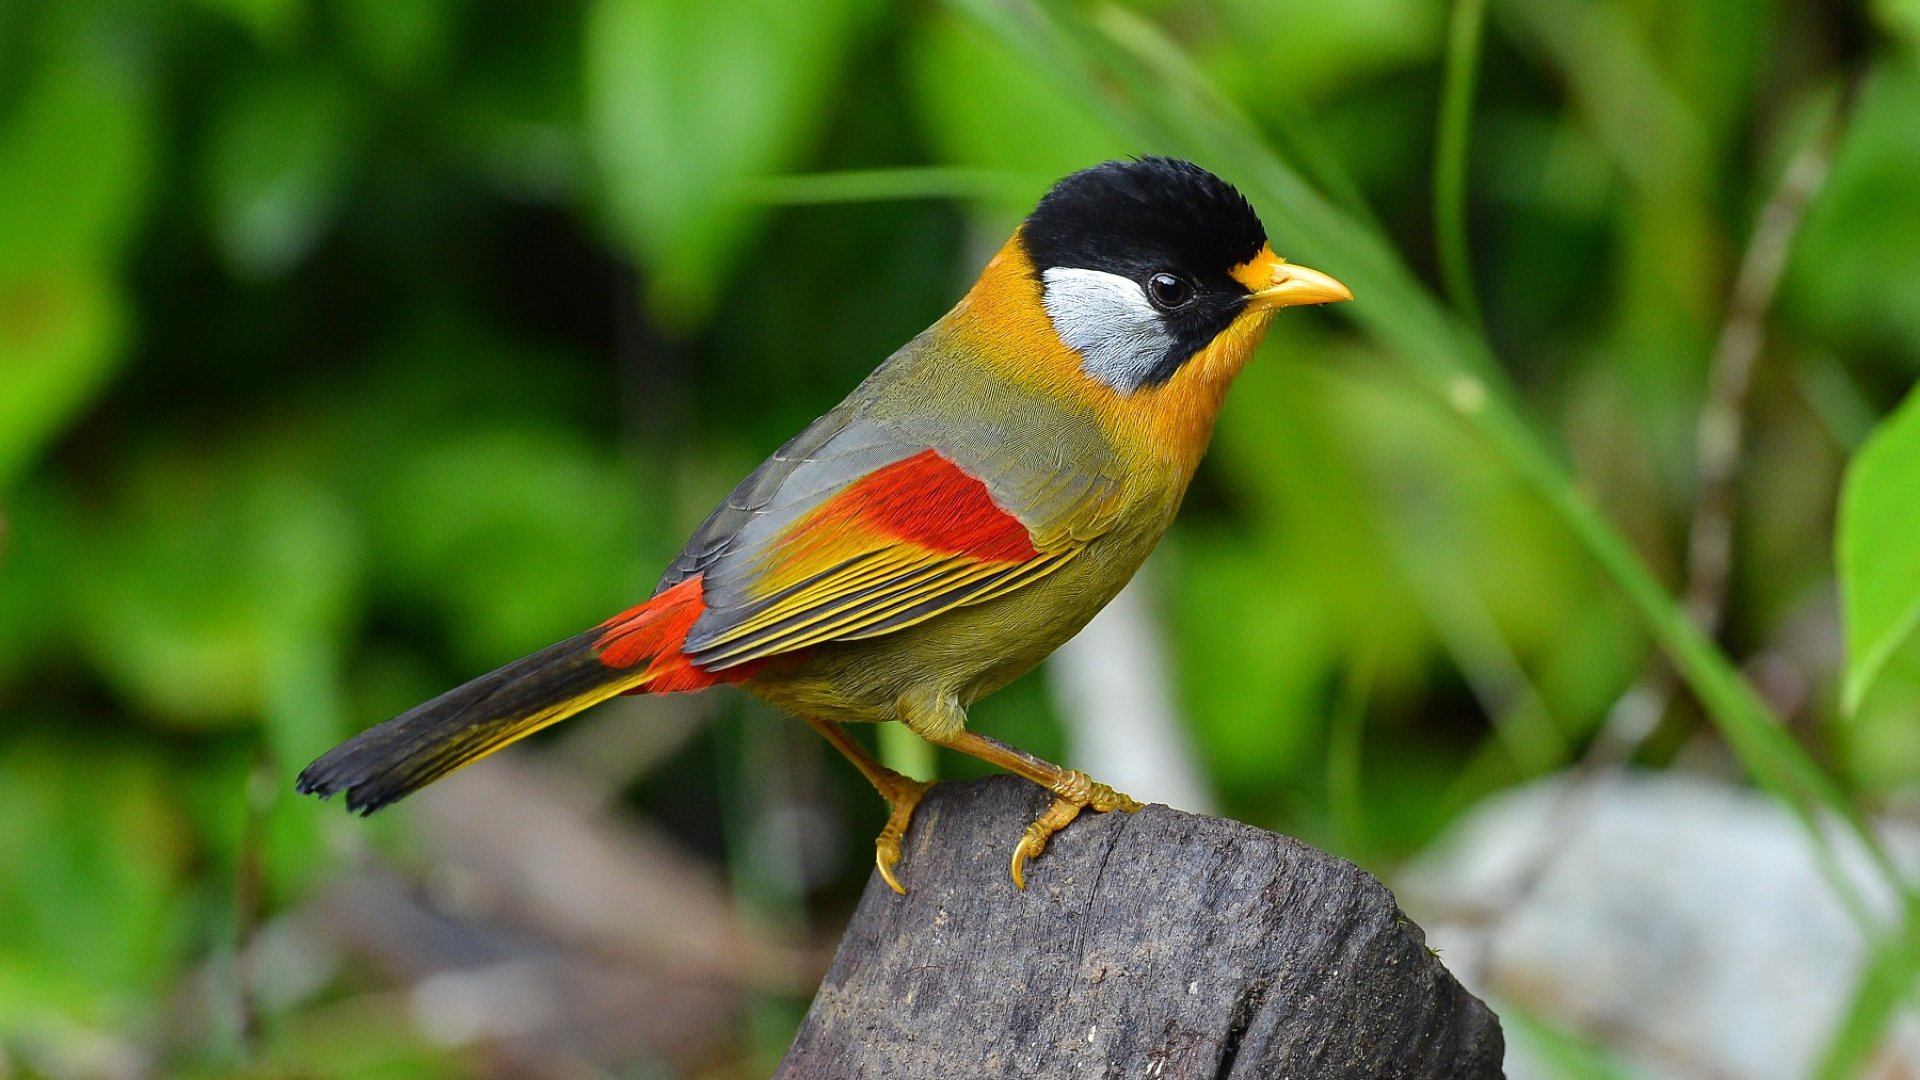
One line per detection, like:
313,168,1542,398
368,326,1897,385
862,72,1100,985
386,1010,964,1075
1399,770,1920,1079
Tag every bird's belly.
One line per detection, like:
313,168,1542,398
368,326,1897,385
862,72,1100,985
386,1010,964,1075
742,531,1157,724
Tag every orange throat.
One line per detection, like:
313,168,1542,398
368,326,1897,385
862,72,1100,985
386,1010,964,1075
944,236,1275,477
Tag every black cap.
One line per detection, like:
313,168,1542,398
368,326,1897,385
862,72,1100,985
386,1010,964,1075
1021,157,1267,282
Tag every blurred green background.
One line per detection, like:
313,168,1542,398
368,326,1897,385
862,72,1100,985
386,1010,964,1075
5,0,1920,1075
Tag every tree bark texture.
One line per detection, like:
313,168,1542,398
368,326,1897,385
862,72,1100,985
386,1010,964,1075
777,775,1503,1079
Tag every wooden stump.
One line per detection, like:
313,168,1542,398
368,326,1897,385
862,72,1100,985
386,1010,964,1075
777,775,1502,1079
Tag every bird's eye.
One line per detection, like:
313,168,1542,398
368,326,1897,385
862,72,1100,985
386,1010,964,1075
1146,272,1194,310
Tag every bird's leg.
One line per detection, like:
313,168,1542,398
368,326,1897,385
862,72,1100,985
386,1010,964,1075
801,716,931,895
896,688,1142,888
932,730,1143,889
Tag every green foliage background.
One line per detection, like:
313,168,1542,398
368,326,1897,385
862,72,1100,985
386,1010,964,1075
3,0,1920,1075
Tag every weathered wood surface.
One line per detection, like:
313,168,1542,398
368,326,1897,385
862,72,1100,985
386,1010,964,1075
777,775,1502,1079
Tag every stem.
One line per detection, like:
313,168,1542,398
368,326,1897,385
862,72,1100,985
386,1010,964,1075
1684,90,1850,634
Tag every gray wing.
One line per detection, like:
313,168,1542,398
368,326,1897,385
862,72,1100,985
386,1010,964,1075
656,400,919,599
654,333,1129,669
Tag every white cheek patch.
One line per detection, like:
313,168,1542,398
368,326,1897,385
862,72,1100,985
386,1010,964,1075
1040,267,1176,392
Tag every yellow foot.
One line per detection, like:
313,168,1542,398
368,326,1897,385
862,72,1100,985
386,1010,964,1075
1009,771,1143,890
874,773,934,895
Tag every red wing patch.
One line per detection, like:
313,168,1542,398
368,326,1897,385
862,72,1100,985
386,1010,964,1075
658,450,1054,670
772,449,1038,574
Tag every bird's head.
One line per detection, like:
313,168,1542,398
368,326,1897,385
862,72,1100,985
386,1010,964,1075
941,158,1351,469
1018,157,1350,396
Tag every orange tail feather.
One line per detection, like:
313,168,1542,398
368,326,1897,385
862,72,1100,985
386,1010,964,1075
596,576,753,693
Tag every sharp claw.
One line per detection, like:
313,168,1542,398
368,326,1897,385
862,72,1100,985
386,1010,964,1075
871,775,932,896
1010,840,1033,891
1003,775,1143,890
1006,794,1082,889
878,848,908,895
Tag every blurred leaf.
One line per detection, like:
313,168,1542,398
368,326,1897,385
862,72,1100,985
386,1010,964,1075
1176,534,1345,794
1501,0,1723,434
202,66,366,279
1787,62,1920,366
1648,0,1776,154
0,740,197,1023
1173,342,1426,805
585,0,880,325
1838,383,1920,715
0,34,156,276
368,426,654,666
73,452,362,728
1213,0,1443,105
189,0,307,49
335,0,456,86
0,485,77,678
1878,0,1920,51
435,5,585,202
1843,636,1920,796
906,8,1134,216
0,25,152,484
0,271,127,489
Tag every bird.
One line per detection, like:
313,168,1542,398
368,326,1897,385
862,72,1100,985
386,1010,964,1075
298,157,1352,893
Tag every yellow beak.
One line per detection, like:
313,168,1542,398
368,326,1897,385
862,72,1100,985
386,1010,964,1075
1232,246,1354,311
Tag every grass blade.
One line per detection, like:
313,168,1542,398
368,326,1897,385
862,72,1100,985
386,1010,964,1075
735,167,1039,205
1435,0,1489,327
